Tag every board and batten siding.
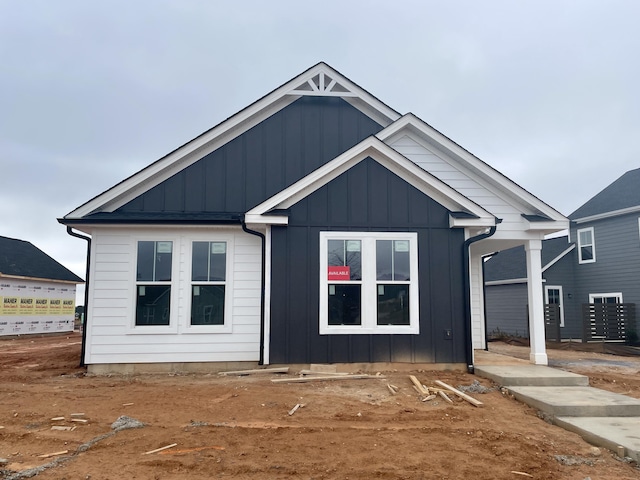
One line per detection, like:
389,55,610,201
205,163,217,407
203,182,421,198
86,227,261,365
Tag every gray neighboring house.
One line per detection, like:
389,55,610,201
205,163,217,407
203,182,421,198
484,236,578,339
485,167,640,342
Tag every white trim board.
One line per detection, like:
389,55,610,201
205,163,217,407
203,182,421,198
64,63,402,220
245,136,496,227
377,114,569,230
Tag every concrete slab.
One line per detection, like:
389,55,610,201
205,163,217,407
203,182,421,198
555,416,640,462
475,365,589,387
508,386,640,417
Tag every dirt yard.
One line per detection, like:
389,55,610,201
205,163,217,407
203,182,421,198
1,334,639,480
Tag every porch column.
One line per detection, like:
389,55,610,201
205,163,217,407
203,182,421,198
525,239,548,365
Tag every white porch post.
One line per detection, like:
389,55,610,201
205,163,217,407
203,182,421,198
525,239,548,365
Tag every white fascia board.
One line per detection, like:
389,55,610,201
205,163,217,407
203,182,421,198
0,273,83,285
65,62,401,220
246,137,494,223
377,114,568,223
244,214,288,225
524,218,570,232
572,205,640,224
449,216,496,228
65,95,298,219
485,278,527,286
542,244,575,273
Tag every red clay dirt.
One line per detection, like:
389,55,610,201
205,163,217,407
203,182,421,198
1,333,639,479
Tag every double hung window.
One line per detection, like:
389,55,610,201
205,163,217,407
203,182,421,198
577,227,595,263
191,241,227,326
320,232,419,334
135,241,173,326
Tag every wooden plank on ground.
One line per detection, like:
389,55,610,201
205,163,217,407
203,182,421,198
271,374,381,384
438,391,453,403
38,450,69,459
434,380,484,408
299,370,348,376
219,367,290,376
143,443,178,455
408,375,429,394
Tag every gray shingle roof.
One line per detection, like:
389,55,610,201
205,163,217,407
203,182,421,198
569,167,640,220
0,236,84,283
484,236,573,282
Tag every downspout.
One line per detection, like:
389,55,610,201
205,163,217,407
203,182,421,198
481,252,499,351
66,227,91,368
463,224,498,374
242,220,266,365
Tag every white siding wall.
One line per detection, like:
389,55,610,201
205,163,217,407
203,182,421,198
390,135,526,234
86,227,261,364
389,135,533,351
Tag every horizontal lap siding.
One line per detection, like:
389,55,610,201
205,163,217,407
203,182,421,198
270,158,466,364
485,284,529,337
571,215,640,335
390,136,525,231
86,228,261,364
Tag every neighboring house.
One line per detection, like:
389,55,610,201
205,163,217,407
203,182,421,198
60,62,568,373
485,167,640,343
0,235,84,336
484,236,579,340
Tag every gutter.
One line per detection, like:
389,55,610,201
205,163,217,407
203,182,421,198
241,220,266,365
65,227,91,368
463,224,498,374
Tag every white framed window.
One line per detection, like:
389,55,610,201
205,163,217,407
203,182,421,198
319,231,419,335
577,227,595,264
134,240,176,332
185,237,234,333
589,292,623,304
544,285,565,327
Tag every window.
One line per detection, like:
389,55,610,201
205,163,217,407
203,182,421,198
135,241,172,326
544,286,564,327
577,227,595,263
191,241,227,326
320,232,419,334
589,293,623,304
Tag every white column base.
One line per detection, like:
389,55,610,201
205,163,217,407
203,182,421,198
529,352,548,365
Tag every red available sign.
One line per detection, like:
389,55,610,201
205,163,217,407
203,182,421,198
328,266,350,281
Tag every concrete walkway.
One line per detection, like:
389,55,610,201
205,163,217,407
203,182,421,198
475,356,640,462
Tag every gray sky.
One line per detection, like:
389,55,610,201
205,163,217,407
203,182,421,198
2,0,639,303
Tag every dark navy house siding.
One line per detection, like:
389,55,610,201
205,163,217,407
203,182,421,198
117,97,384,214
270,158,466,364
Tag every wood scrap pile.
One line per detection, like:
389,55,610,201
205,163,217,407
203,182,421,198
407,375,484,407
272,365,385,384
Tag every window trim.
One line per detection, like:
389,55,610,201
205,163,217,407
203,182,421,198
588,292,623,304
577,227,596,264
129,237,180,334
544,285,565,327
184,235,234,334
319,231,419,335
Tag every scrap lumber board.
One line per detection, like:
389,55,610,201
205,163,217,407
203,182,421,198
219,367,289,376
409,375,429,395
438,391,453,403
272,374,381,384
37,450,69,459
299,370,348,376
143,443,178,455
434,380,484,408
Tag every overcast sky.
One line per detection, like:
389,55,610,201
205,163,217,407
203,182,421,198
2,1,639,303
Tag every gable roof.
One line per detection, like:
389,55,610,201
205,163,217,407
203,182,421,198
245,136,497,227
0,236,84,283
483,236,574,283
62,62,401,222
378,114,568,226
569,167,640,222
